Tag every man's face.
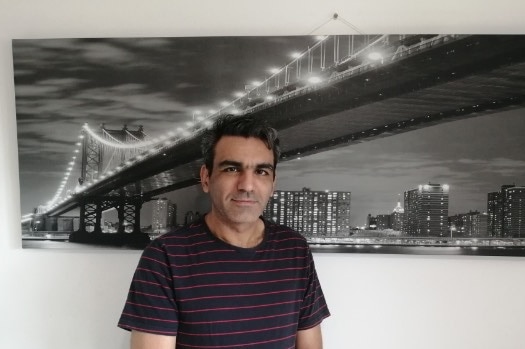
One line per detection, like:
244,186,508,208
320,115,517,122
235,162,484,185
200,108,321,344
200,135,276,226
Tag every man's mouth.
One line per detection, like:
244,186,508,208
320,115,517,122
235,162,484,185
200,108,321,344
232,198,257,204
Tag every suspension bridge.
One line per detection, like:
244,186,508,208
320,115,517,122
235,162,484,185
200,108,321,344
21,34,525,246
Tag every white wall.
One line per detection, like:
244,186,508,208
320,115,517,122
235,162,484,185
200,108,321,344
2,1,525,348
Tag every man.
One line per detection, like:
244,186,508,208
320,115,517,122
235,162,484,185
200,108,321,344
118,115,330,348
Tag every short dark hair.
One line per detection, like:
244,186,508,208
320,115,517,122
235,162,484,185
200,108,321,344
201,115,280,175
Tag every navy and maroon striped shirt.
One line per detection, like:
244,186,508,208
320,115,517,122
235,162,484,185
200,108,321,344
118,218,330,348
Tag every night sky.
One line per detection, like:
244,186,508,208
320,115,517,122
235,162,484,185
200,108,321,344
12,36,525,226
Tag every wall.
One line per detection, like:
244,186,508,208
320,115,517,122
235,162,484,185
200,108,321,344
1,1,525,348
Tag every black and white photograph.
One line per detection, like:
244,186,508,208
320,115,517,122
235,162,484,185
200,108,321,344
14,34,525,255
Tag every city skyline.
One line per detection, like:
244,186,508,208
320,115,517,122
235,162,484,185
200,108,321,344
274,111,525,226
154,130,525,227
12,36,525,228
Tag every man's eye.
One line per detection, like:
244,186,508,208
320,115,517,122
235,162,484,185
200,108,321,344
256,169,270,176
224,167,239,172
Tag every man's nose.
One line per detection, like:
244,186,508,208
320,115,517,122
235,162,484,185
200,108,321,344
237,171,255,192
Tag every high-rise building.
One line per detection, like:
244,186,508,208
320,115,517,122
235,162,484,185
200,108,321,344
152,198,176,232
487,191,503,237
404,189,419,236
448,214,464,237
504,186,525,238
376,215,391,230
487,184,515,237
264,187,351,237
366,214,378,230
390,198,405,231
365,214,391,230
403,183,449,237
475,212,489,237
487,184,524,237
449,211,488,238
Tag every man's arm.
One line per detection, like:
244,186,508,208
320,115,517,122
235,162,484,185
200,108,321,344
296,324,323,349
130,330,176,349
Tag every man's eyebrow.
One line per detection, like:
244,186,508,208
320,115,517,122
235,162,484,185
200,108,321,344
217,160,242,168
217,160,274,171
256,163,275,171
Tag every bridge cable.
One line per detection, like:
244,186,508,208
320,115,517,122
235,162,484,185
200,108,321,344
125,129,144,142
307,13,364,35
336,14,365,35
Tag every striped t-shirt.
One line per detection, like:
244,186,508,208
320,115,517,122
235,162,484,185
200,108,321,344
118,218,330,348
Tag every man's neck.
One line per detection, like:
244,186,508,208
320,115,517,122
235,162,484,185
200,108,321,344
204,214,265,248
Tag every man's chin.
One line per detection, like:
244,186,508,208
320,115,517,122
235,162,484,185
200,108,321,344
224,211,263,225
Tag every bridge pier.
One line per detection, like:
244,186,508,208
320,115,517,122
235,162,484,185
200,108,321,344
70,195,149,248
116,199,143,234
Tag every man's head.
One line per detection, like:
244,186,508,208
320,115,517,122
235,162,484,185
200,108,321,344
200,115,280,177
199,116,280,228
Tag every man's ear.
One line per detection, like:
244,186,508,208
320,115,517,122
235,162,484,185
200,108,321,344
200,165,210,193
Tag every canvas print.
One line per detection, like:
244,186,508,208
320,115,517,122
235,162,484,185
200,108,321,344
14,34,525,255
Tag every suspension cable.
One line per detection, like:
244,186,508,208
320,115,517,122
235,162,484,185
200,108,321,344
84,124,159,149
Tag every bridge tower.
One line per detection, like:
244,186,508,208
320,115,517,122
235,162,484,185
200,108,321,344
74,125,149,243
80,125,102,184
80,124,146,184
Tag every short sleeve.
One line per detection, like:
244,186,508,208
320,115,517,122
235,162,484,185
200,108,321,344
298,249,331,330
118,239,179,335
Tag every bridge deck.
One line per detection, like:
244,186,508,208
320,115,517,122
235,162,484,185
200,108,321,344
47,35,525,216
